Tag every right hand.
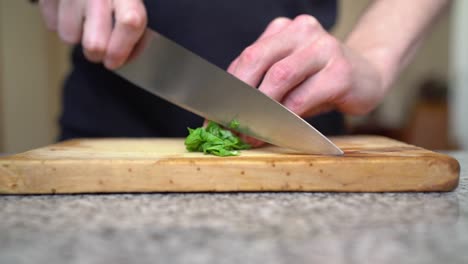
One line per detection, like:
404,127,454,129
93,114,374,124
39,0,147,69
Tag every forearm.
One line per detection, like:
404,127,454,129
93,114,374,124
345,0,451,92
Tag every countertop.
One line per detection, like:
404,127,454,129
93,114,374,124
0,152,466,264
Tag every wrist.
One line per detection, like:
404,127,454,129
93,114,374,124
345,40,398,95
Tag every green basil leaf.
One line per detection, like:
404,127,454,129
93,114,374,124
185,121,251,157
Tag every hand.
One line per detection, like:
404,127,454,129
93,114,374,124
229,15,385,118
39,0,147,69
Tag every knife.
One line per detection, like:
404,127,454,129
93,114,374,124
115,29,343,155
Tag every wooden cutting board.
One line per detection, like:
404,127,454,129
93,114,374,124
0,136,460,194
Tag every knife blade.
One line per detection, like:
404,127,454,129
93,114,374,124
115,29,343,155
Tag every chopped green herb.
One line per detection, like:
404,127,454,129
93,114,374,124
229,119,240,129
185,121,251,157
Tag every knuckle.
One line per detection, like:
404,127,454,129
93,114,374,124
119,10,147,30
269,63,294,85
285,95,306,113
270,17,291,28
240,45,264,65
315,35,342,58
294,14,320,31
318,35,339,50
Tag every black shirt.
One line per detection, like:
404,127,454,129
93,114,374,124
59,0,343,140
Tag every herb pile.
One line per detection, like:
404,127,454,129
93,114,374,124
184,121,251,157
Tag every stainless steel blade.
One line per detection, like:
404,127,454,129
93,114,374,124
115,29,343,155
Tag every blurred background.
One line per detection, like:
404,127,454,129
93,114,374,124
0,1,466,153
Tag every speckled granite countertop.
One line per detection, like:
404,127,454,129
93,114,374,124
0,152,466,264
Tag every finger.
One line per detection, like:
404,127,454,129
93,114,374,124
258,39,329,102
57,0,84,44
240,135,265,148
281,65,341,117
257,17,292,41
227,58,239,74
126,30,151,63
82,0,112,63
232,15,323,88
231,33,293,88
39,0,59,31
104,0,147,69
227,17,290,75
281,36,352,117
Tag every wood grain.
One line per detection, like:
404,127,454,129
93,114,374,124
0,136,460,194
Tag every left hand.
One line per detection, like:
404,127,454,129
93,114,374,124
229,15,387,146
231,15,386,116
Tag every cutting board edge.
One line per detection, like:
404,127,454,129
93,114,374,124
0,155,459,194
0,136,461,194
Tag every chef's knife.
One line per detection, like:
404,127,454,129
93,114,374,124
115,29,343,155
